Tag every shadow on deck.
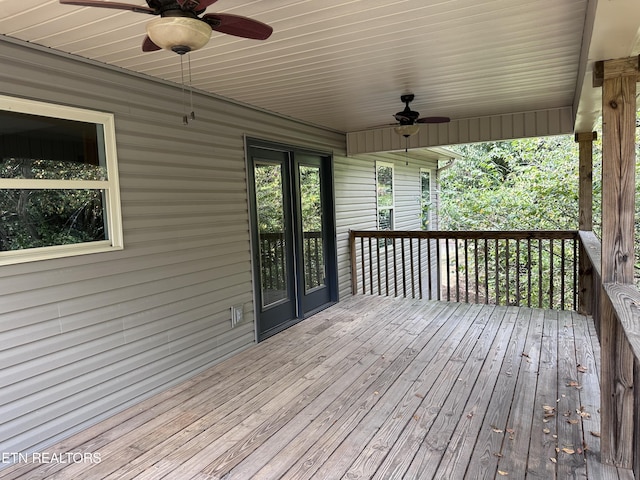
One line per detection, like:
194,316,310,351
0,295,634,479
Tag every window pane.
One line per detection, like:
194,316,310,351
299,165,325,292
378,209,393,231
255,162,289,307
0,189,106,251
421,169,431,230
377,164,393,207
0,111,107,180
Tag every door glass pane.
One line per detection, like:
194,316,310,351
255,162,288,307
299,165,325,292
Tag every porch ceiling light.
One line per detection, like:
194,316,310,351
146,17,212,55
394,124,420,138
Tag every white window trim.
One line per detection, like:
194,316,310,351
376,161,395,230
0,95,123,266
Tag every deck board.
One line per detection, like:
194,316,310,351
0,296,633,480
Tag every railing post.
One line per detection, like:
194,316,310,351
595,56,638,469
349,230,357,294
575,131,596,315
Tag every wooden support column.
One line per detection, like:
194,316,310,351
594,56,638,469
576,131,596,315
576,131,596,230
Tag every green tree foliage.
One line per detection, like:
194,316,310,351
440,136,585,231
438,135,600,307
0,158,107,251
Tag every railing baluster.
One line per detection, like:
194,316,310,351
368,237,374,295
402,238,407,298
376,237,381,296
445,238,451,301
410,238,416,298
484,238,489,304
505,239,510,306
549,239,554,309
474,238,479,303
515,239,521,307
494,239,500,305
455,238,460,302
538,238,543,308
427,237,433,300
464,238,469,303
573,238,579,311
418,238,423,300
560,239,566,310
393,237,398,297
384,238,389,296
527,239,532,307
436,238,441,301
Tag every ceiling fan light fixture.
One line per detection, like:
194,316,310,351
146,16,212,54
394,124,420,138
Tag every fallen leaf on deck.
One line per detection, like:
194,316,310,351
577,364,588,373
550,457,557,464
521,352,530,358
590,431,600,437
498,471,509,476
543,428,551,434
491,426,503,433
568,419,579,424
577,407,590,418
562,447,575,454
567,381,581,388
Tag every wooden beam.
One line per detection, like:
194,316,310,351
593,55,640,87
599,56,637,470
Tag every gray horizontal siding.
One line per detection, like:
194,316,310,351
333,151,440,298
0,38,346,457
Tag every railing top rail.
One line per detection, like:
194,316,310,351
349,230,580,240
603,283,640,361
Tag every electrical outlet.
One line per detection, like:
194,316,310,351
230,305,243,327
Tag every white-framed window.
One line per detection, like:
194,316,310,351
420,168,431,230
376,161,394,230
0,95,123,265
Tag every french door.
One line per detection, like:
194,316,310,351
247,140,337,341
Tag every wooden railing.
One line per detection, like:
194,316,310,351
578,230,640,474
349,230,580,310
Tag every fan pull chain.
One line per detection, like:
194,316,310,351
180,54,189,125
188,54,195,122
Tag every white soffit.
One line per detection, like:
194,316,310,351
0,0,596,139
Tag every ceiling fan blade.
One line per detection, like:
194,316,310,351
417,116,451,124
142,35,162,52
59,0,155,14
202,13,273,40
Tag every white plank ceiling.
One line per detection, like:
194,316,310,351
1,0,640,135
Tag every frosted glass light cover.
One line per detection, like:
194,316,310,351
146,17,212,52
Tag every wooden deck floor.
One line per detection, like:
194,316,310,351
1,295,634,480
